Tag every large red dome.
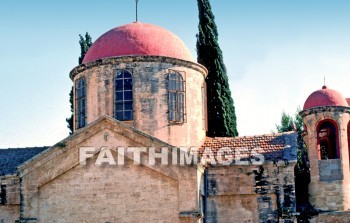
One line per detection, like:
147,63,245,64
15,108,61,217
82,22,194,63
303,86,348,110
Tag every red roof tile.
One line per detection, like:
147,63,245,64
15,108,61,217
199,132,297,164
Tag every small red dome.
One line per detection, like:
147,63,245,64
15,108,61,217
82,22,194,63
303,86,348,110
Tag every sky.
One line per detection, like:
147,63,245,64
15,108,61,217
1,0,350,148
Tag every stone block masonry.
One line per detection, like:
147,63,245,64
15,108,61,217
205,162,296,223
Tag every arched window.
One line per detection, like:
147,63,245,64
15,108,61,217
75,78,86,129
168,72,185,123
114,70,133,121
317,120,339,160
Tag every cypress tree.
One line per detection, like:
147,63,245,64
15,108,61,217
196,0,238,137
66,32,92,134
78,33,93,65
66,88,74,135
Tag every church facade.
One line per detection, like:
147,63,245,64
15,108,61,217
0,22,350,223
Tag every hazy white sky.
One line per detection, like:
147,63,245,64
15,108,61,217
1,0,350,147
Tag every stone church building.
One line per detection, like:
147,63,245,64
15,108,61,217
0,22,350,222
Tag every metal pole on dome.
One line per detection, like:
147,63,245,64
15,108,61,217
135,0,139,22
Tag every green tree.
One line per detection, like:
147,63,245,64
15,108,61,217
276,108,308,174
196,0,238,137
276,108,316,221
276,112,294,133
78,33,93,65
66,32,92,134
65,88,74,134
276,108,304,133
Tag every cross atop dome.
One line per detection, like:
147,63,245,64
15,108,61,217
135,0,139,22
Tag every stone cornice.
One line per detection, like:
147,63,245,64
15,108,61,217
69,55,208,80
299,106,350,118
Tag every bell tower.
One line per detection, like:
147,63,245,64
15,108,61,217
300,85,350,211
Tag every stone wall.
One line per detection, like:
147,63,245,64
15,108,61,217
205,162,296,223
38,157,179,222
318,159,342,181
18,117,202,223
0,175,20,222
310,211,350,223
0,205,20,223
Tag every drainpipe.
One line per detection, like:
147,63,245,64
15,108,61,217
203,168,208,223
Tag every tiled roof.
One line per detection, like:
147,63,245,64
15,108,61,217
199,132,297,164
0,147,48,176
